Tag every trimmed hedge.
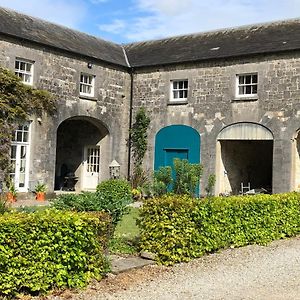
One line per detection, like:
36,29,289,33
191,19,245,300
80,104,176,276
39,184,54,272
0,209,111,297
138,193,300,265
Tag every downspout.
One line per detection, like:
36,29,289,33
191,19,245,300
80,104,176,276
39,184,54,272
121,46,133,180
127,68,134,180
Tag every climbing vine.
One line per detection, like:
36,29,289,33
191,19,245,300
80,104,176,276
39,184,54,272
0,67,56,183
130,107,150,187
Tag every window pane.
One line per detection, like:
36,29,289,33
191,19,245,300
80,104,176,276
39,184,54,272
173,91,178,99
183,90,188,98
245,75,251,84
252,85,257,94
252,74,258,83
239,76,244,84
173,81,178,89
239,86,244,95
16,132,22,142
179,81,183,89
245,86,251,94
184,81,188,89
11,146,17,159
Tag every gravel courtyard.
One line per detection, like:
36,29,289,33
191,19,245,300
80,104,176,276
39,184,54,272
51,236,300,300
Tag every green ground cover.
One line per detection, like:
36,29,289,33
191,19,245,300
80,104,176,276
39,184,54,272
109,206,140,254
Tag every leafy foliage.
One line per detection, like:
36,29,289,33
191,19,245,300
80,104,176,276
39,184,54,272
152,166,173,196
130,107,150,187
173,158,203,196
0,67,56,182
53,179,132,230
138,192,300,265
205,174,216,197
0,209,111,297
0,194,9,214
96,179,133,228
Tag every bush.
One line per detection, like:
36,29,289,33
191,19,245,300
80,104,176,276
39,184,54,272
138,192,300,265
173,158,203,196
0,209,111,297
0,194,9,214
53,179,132,230
52,192,101,212
96,179,133,228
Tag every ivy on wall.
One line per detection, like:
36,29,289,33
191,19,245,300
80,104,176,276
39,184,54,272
0,67,56,183
130,107,150,187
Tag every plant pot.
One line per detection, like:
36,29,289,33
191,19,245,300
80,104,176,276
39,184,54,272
7,192,16,202
36,192,45,201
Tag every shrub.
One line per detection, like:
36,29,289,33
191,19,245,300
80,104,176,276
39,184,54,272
138,192,300,265
152,166,172,196
0,194,9,214
52,192,101,212
96,179,133,228
0,209,111,297
53,179,132,230
173,158,203,196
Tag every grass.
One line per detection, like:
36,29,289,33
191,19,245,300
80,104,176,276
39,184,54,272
109,207,140,255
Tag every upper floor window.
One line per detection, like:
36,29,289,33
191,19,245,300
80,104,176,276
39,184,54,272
80,73,95,97
170,80,188,102
236,74,258,98
12,124,30,143
15,58,34,85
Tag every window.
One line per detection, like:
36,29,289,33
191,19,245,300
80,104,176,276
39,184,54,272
236,74,258,97
15,58,34,85
10,124,31,191
80,73,95,97
170,80,188,102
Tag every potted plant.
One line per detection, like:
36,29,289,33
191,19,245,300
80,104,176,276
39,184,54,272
7,182,17,202
35,182,47,201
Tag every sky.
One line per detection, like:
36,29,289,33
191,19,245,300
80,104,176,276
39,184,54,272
0,0,299,44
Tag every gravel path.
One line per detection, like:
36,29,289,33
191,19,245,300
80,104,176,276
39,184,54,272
51,237,300,300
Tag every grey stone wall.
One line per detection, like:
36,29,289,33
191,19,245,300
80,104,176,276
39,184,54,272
132,52,300,194
0,36,131,191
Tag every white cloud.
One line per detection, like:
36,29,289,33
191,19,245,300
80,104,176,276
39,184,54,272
99,0,300,42
98,19,126,34
0,0,87,29
89,0,108,4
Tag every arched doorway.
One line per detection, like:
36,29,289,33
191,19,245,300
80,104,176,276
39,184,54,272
154,125,201,191
54,117,109,191
216,122,274,195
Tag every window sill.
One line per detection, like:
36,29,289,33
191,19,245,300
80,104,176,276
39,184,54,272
167,100,188,106
79,95,97,101
232,97,258,102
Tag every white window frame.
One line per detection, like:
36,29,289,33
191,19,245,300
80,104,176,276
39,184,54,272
80,73,95,97
15,58,34,85
236,73,258,98
170,79,188,102
10,123,31,192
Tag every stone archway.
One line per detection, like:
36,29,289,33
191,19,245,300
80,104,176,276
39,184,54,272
54,116,109,191
216,122,274,195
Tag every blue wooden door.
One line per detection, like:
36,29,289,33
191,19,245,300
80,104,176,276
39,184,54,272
154,125,201,194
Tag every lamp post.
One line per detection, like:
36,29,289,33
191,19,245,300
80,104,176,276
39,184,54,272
109,160,120,179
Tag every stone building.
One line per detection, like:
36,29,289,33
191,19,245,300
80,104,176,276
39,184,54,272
0,7,300,196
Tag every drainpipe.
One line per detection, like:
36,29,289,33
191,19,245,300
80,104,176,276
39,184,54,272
127,68,134,180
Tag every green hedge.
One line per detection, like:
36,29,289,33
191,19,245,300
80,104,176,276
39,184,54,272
138,193,300,265
0,209,111,297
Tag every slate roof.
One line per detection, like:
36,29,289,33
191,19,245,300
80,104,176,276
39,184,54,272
0,7,128,67
124,19,300,67
0,7,299,68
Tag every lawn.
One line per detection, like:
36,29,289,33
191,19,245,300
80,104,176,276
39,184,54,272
109,206,140,255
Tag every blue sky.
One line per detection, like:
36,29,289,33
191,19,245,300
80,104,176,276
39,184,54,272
0,0,299,43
